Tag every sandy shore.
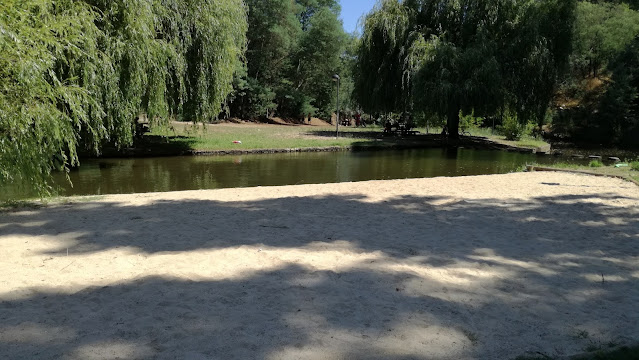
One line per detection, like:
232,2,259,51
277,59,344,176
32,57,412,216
1,172,638,359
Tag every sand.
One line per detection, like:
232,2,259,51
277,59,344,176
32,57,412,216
0,172,638,360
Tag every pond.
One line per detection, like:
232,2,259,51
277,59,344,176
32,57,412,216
4,148,577,200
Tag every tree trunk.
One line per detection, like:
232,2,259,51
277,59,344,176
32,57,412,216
447,105,460,141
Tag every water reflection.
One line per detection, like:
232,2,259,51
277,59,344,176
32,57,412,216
4,148,570,200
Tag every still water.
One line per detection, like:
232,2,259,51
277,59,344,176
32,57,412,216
10,147,567,199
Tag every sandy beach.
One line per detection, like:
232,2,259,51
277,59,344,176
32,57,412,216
1,172,638,359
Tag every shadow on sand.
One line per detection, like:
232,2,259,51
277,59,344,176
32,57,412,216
0,189,638,359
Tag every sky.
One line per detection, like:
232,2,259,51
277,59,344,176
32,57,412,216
339,0,378,34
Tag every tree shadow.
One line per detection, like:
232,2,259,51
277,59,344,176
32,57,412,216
1,193,636,258
85,135,200,159
1,190,638,359
307,130,385,139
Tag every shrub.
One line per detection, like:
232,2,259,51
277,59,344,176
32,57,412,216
459,110,484,131
589,160,604,167
498,111,535,140
630,161,639,171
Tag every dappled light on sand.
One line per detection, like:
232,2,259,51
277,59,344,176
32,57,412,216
1,173,638,359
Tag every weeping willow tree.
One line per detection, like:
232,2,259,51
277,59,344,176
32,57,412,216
356,0,575,138
0,0,247,196
354,0,413,114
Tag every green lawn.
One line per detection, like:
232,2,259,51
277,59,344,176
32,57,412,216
148,122,551,152
150,122,380,151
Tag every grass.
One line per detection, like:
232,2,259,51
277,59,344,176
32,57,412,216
513,137,550,149
528,161,639,185
0,195,107,211
0,199,43,210
149,122,389,151
514,344,639,360
468,127,549,149
144,121,551,154
427,125,550,150
586,345,639,360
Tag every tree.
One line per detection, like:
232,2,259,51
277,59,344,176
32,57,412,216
0,0,247,195
356,0,576,138
229,0,299,119
1,0,101,195
550,1,639,146
598,37,639,145
292,6,346,118
572,1,639,77
354,0,413,115
229,0,347,120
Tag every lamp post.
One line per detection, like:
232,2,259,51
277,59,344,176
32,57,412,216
332,74,340,138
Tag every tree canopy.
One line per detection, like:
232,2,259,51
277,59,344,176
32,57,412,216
572,1,639,77
0,0,247,195
7,0,639,199
552,0,639,146
229,0,347,120
355,0,576,138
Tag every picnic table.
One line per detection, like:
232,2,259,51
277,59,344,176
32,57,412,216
383,122,420,136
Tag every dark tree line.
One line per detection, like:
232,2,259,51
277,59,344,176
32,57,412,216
554,0,639,147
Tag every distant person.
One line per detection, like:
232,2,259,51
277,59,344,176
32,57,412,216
384,120,392,134
354,112,361,127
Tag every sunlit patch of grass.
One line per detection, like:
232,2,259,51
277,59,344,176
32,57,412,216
467,127,495,137
447,126,550,150
514,138,549,149
549,162,586,169
150,123,364,151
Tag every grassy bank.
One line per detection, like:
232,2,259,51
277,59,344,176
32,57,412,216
453,126,549,150
150,122,360,150
145,121,550,153
527,160,639,185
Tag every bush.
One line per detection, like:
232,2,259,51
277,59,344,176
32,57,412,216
277,88,317,119
498,111,535,140
589,160,604,168
459,110,484,131
630,161,639,171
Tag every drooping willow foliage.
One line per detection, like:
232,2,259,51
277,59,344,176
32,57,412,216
354,0,412,114
0,0,247,195
356,0,575,138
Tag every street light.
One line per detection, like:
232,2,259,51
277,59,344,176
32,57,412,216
332,74,340,139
